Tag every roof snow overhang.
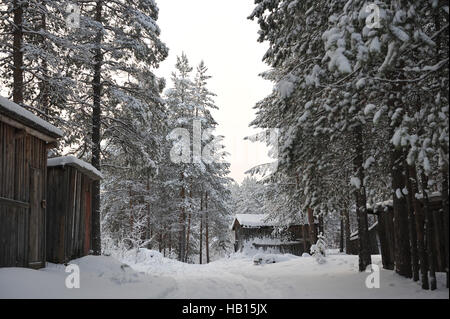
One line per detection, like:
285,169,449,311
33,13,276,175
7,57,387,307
47,156,103,180
0,96,63,143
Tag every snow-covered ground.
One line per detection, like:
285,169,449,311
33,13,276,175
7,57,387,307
0,250,448,299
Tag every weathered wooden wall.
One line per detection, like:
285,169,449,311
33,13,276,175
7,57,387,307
46,166,93,263
0,121,47,268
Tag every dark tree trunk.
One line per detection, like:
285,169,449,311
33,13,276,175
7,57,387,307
344,209,351,254
441,168,449,288
405,164,419,281
12,0,24,104
91,1,103,256
168,230,172,254
339,211,344,253
421,173,437,290
178,175,186,261
129,186,134,233
185,186,194,262
391,148,412,278
434,7,449,288
353,124,371,271
199,192,203,264
185,211,191,263
146,177,151,248
39,4,49,114
302,225,307,252
205,191,210,264
307,207,317,244
409,166,429,289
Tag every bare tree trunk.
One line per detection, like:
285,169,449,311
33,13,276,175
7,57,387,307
441,168,449,288
421,173,437,290
185,213,191,263
353,124,371,271
339,211,344,253
409,166,429,289
39,3,49,114
199,192,203,264
344,209,351,254
91,0,103,256
405,164,419,281
178,173,186,261
146,177,151,248
318,215,324,236
307,208,317,244
205,191,210,264
168,229,172,255
12,0,24,104
185,187,194,262
301,225,307,252
391,148,412,278
129,186,134,233
433,6,449,288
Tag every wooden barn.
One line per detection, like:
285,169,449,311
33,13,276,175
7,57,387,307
231,214,322,256
0,96,63,268
46,156,103,264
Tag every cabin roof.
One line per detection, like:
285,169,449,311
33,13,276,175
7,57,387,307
48,156,103,180
0,96,63,140
231,214,304,231
232,214,271,230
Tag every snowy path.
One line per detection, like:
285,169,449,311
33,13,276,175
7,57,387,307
0,250,448,299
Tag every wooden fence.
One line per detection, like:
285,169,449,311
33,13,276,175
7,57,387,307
373,194,447,273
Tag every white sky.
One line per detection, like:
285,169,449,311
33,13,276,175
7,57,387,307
155,0,274,184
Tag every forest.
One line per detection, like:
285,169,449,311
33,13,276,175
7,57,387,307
0,0,448,300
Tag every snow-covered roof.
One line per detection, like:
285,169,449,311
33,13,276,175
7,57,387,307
231,213,312,230
48,156,103,180
233,214,271,229
0,95,63,139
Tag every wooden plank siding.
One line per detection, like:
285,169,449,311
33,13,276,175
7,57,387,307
0,121,48,268
46,166,95,263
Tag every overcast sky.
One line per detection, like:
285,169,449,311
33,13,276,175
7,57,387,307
155,0,274,184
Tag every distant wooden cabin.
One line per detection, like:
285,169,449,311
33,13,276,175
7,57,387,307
0,96,62,269
231,214,321,256
46,156,103,264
